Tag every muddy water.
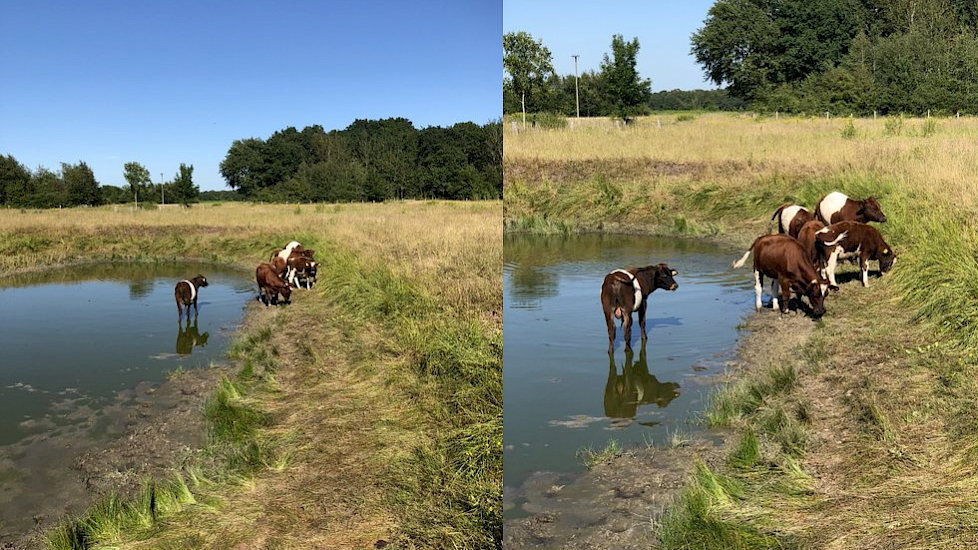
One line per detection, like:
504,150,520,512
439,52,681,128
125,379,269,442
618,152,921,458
0,262,253,544
503,234,753,518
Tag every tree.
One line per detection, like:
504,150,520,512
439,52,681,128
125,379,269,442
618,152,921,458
600,35,653,122
220,138,265,195
63,162,100,206
503,31,555,128
123,161,151,207
170,164,199,205
0,154,30,206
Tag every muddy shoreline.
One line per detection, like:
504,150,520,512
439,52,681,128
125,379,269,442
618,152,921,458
0,361,231,548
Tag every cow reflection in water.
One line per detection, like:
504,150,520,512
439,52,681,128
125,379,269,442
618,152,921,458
604,343,680,427
176,315,210,356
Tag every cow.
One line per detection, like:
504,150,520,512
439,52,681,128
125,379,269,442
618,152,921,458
174,275,208,319
256,263,292,306
815,191,887,225
771,204,814,239
287,253,318,289
270,245,317,289
814,221,896,287
732,234,837,316
600,263,679,354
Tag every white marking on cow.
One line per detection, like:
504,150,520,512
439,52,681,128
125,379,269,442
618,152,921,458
611,269,643,311
819,191,849,223
180,280,196,302
861,260,870,287
770,278,780,311
779,205,804,234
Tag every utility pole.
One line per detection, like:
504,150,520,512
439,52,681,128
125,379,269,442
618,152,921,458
572,54,580,119
160,173,165,205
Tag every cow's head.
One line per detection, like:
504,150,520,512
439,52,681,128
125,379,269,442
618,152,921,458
653,263,679,291
878,245,896,273
795,277,827,317
861,197,886,223
197,275,209,288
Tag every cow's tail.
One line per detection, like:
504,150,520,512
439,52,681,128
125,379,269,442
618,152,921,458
771,204,788,221
815,227,848,247
732,249,752,269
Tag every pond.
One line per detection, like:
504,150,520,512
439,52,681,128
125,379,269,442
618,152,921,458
0,262,254,540
503,234,754,517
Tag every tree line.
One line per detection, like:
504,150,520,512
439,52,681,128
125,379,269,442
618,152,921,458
692,0,978,115
503,31,743,120
0,156,199,208
219,118,502,202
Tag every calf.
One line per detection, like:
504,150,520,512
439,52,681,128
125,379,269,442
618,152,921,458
287,253,318,289
815,191,886,225
732,234,834,316
771,204,814,239
174,275,208,319
600,263,679,354
256,263,292,306
814,221,896,287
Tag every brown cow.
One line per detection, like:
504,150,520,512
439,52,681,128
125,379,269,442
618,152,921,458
732,234,835,316
270,245,317,289
256,263,292,306
814,221,896,287
771,204,814,238
815,191,886,225
604,344,680,423
174,275,208,319
600,263,679,354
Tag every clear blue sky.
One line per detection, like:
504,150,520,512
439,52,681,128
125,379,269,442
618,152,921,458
0,1,501,191
504,1,718,92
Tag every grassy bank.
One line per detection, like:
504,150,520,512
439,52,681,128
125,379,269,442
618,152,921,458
0,201,501,548
505,113,978,548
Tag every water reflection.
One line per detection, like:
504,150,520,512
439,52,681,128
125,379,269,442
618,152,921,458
176,315,210,355
507,265,558,309
603,343,680,428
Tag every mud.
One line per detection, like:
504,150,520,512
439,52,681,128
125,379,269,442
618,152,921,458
0,364,228,549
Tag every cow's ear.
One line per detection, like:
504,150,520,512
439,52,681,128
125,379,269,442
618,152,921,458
671,269,678,276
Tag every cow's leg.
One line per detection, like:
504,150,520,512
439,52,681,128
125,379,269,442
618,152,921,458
622,314,633,352
770,278,780,312
177,301,183,318
637,300,648,342
826,249,839,287
193,297,199,316
778,279,791,314
604,307,616,354
754,270,763,311
861,257,870,287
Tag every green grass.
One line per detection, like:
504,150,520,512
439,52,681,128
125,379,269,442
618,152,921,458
576,439,623,469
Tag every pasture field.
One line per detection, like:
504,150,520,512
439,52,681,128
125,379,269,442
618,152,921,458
0,201,501,549
505,113,978,549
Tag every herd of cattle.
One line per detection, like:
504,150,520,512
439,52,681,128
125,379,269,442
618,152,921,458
173,240,318,318
601,191,894,353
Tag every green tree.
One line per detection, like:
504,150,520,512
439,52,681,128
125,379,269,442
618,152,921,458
220,138,265,195
63,161,100,206
170,164,199,205
503,31,555,128
123,161,151,206
0,154,30,206
600,35,653,122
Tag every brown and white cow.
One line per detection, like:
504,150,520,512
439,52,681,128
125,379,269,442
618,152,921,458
270,243,317,289
771,204,814,238
256,263,292,306
732,234,836,316
815,191,887,225
600,263,679,354
814,221,896,287
604,344,680,422
174,275,208,319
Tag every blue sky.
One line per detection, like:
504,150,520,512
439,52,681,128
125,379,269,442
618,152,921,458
0,1,501,191
504,1,718,92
